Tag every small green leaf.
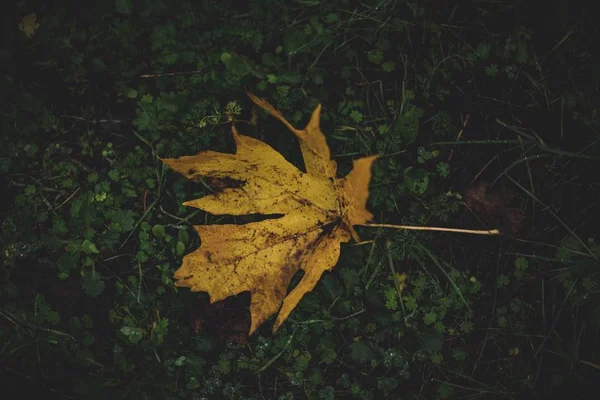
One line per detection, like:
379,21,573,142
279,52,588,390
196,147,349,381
485,64,498,77
222,54,252,76
436,162,450,177
394,106,423,144
152,224,165,238
404,167,429,195
92,57,107,71
294,351,312,371
423,312,437,325
430,353,443,364
340,268,359,294
174,355,186,366
266,73,278,83
514,257,528,270
221,52,232,63
124,88,138,98
120,326,145,344
69,317,82,331
309,369,323,385
82,273,105,297
475,43,490,60
368,49,383,65
83,334,95,346
279,71,301,84
81,239,100,255
175,241,185,256
283,28,307,55
382,61,396,72
178,229,190,245
460,320,474,333
108,169,120,181
65,243,79,253
350,110,363,123
349,342,375,363
320,348,337,364
496,274,510,288
321,275,343,301
325,13,339,23
452,347,467,361
115,0,133,15
218,359,231,374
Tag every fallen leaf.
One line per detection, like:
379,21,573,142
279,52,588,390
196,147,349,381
161,93,377,334
465,181,524,234
465,181,510,216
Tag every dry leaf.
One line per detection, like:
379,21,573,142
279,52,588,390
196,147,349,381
161,93,377,334
465,181,524,234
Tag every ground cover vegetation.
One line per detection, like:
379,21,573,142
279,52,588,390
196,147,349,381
1,0,599,398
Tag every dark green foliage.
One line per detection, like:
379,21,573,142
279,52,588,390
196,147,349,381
1,0,599,399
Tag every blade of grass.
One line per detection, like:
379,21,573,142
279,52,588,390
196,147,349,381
417,245,472,312
505,174,598,261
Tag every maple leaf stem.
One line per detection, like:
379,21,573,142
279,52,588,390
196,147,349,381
357,223,501,236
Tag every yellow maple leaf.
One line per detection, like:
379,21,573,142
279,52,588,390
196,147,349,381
161,93,377,334
18,13,40,39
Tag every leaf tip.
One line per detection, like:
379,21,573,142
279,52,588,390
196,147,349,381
306,103,322,131
159,156,174,167
271,322,281,334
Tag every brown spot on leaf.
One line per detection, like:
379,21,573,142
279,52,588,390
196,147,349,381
296,198,313,208
205,177,246,191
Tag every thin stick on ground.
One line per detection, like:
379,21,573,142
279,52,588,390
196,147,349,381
358,223,500,235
